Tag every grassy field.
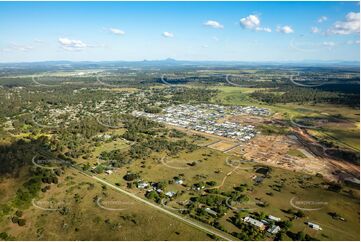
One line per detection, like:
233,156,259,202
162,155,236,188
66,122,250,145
210,86,270,94
287,149,307,158
0,168,212,240
1,127,359,240
98,141,360,241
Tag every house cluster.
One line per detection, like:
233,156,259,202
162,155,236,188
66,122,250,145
243,215,282,235
243,215,323,235
229,105,271,116
134,104,270,142
137,177,184,198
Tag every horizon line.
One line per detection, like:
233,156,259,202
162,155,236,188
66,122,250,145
0,58,360,65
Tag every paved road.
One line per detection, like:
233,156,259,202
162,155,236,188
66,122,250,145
72,167,236,241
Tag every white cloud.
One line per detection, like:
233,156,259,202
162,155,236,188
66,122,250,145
346,40,360,45
240,14,271,32
58,37,88,51
162,32,174,38
10,43,34,52
204,20,224,29
212,36,219,42
240,15,260,29
323,41,336,47
202,44,209,48
0,43,34,52
318,16,328,23
34,39,44,44
311,27,320,33
109,28,125,36
256,27,272,32
276,25,294,34
328,12,360,35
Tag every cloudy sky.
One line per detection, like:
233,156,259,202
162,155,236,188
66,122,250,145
0,1,359,62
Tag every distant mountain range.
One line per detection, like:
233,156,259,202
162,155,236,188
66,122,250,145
0,58,359,72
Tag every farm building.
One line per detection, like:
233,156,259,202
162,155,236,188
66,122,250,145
137,181,149,189
267,225,281,234
243,216,265,230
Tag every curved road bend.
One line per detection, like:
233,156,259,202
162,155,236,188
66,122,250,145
72,167,237,241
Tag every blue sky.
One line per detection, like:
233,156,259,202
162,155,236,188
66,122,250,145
0,1,359,62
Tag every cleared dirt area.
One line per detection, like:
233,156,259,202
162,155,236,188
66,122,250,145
227,114,267,125
165,120,358,182
208,141,238,152
165,124,235,143
241,134,359,181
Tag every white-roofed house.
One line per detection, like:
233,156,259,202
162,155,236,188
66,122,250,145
267,225,281,234
243,216,265,230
